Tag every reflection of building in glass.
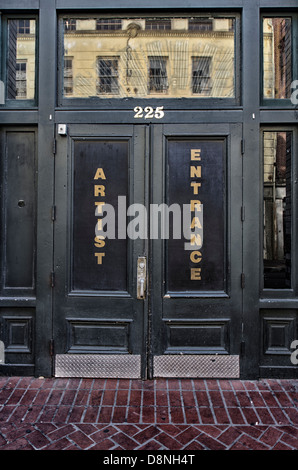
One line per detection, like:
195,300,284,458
11,16,294,102
192,57,212,94
16,61,27,98
7,19,36,100
96,57,119,94
263,18,292,99
263,132,291,288
148,57,168,94
64,58,73,96
61,17,236,99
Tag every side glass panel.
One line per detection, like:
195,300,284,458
6,19,37,102
263,17,292,100
263,131,292,289
61,16,237,100
166,139,226,293
72,140,128,292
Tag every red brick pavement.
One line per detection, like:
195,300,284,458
0,376,298,450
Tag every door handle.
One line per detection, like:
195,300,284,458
137,256,147,299
139,278,145,298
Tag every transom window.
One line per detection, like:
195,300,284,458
60,15,238,101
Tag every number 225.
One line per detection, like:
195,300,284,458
134,106,165,119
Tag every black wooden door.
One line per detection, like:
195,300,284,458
149,124,243,379
53,123,243,379
53,124,148,378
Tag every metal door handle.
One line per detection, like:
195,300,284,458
137,256,146,299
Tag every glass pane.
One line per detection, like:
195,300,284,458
263,18,292,100
62,16,236,99
263,131,292,289
7,19,36,100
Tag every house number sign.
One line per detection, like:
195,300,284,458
134,106,165,119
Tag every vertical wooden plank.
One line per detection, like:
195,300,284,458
35,0,56,377
242,0,261,378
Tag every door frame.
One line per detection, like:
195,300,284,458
51,121,244,379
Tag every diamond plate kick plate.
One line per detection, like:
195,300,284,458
154,355,240,378
55,354,141,378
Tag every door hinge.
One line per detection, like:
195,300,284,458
241,139,245,155
52,138,56,155
49,339,54,357
50,271,55,288
241,206,245,222
240,341,245,356
241,273,245,289
51,205,56,221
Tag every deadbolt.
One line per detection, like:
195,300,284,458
137,256,147,299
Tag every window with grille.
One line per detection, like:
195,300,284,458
148,57,168,93
192,57,212,94
64,19,77,31
97,57,119,94
189,19,213,31
96,19,122,30
17,20,31,34
64,58,73,96
145,19,171,30
16,61,27,98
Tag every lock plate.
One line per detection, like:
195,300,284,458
137,256,147,299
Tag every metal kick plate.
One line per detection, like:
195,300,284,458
55,354,141,378
55,354,239,379
153,355,240,378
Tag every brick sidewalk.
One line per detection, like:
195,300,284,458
0,376,298,450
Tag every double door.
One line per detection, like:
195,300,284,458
53,123,243,379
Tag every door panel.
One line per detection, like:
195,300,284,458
53,125,147,378
0,129,37,294
150,124,242,378
166,138,225,292
0,128,37,374
72,139,129,292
